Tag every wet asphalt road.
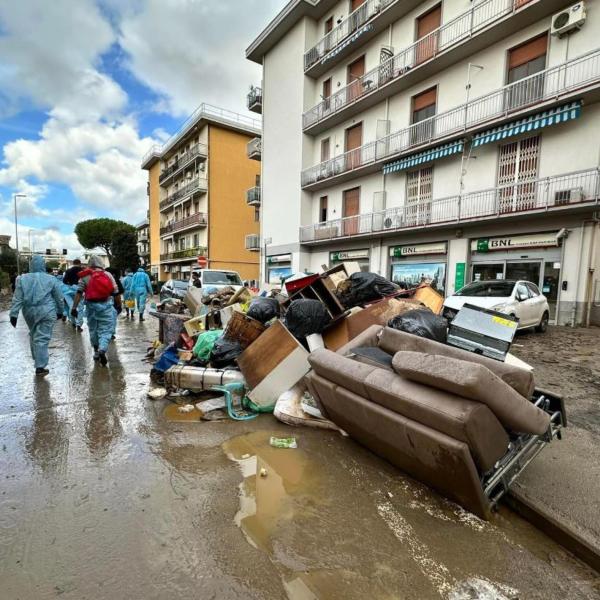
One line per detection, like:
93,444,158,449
0,310,599,600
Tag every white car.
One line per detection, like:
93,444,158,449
188,268,243,292
443,280,550,332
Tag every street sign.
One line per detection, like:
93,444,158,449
197,256,208,268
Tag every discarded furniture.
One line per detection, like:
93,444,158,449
150,311,189,345
306,325,565,518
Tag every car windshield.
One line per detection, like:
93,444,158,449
173,280,188,289
457,281,515,297
202,271,242,285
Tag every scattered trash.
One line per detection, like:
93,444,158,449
210,337,244,369
247,297,280,323
195,396,227,413
388,309,448,344
147,387,167,400
259,468,268,478
336,272,399,308
270,437,298,449
193,329,224,361
177,404,196,413
300,392,323,419
285,299,331,340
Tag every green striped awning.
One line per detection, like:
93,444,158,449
383,140,464,175
472,101,582,148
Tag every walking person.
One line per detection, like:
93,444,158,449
9,255,64,376
121,269,134,318
62,259,84,331
106,267,124,340
71,256,122,367
130,267,152,322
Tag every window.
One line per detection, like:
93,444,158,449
193,233,199,247
347,55,365,102
416,4,441,64
254,207,260,222
516,283,531,300
319,196,328,222
342,187,360,236
411,87,436,145
255,173,261,186
202,271,243,286
526,282,540,296
321,138,330,162
458,281,515,297
325,16,333,35
322,78,332,111
345,123,363,169
497,135,540,213
406,167,433,225
506,33,547,109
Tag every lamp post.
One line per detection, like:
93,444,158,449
13,193,26,276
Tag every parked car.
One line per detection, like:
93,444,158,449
159,279,189,302
189,269,243,291
443,280,550,332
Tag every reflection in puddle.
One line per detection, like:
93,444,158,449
162,403,203,422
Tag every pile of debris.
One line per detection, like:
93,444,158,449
146,263,566,518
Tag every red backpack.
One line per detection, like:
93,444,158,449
84,270,114,301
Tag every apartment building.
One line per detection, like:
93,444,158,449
248,0,600,325
136,218,150,266
142,104,262,282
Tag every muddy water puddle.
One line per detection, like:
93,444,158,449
162,403,204,422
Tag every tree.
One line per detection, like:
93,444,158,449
75,218,135,261
45,259,60,271
111,229,140,274
0,246,28,277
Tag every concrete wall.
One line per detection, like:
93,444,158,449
148,162,161,276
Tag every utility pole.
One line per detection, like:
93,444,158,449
13,194,26,276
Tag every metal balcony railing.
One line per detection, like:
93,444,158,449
301,48,600,187
247,87,262,113
246,186,261,207
160,212,208,236
247,137,262,160
300,168,600,243
159,177,208,210
160,246,207,262
159,143,208,185
245,234,260,251
304,0,535,128
304,0,396,71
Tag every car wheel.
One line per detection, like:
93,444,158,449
535,311,549,333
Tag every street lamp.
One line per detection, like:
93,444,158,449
13,193,26,276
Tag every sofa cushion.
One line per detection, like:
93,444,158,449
378,327,534,399
308,348,378,398
392,351,550,435
364,369,509,472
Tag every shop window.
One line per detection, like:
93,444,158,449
411,87,437,146
406,167,433,226
416,4,441,64
506,33,547,110
319,196,328,222
497,135,540,213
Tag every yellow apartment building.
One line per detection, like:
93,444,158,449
141,104,262,282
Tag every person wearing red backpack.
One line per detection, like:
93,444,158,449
70,255,122,366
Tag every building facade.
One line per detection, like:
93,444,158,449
248,0,600,325
136,217,150,266
142,104,262,282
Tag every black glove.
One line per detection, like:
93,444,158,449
57,313,63,320
10,316,17,328
71,308,78,318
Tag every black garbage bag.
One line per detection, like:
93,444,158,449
337,272,399,308
210,336,243,369
285,299,331,340
247,297,280,324
387,309,448,344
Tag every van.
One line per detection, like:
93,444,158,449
189,269,244,292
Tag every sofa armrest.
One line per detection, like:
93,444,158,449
336,324,384,356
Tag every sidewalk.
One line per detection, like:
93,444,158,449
510,326,600,570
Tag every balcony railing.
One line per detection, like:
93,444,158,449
246,186,261,207
245,234,260,251
304,0,396,71
160,246,207,262
301,48,600,188
247,137,262,160
300,168,600,243
159,143,207,185
159,177,208,210
247,87,262,114
304,0,533,129
160,212,208,236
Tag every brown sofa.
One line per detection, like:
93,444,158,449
306,325,564,518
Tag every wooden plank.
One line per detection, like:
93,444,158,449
413,285,444,314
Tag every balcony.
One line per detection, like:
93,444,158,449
159,177,208,211
301,48,600,190
160,246,207,263
247,137,261,161
300,168,600,244
246,186,261,207
160,212,208,236
247,87,262,114
245,234,260,251
137,232,149,242
159,143,208,186
303,0,562,133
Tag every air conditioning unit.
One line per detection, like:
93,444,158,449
551,2,586,37
554,187,584,205
383,214,402,229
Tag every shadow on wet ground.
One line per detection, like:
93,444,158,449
0,314,599,599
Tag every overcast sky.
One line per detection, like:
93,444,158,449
0,0,285,257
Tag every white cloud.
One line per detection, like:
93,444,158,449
117,0,284,116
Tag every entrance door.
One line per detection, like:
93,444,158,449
472,263,504,282
497,136,540,213
506,260,541,286
347,55,366,102
406,167,433,226
542,261,560,319
345,122,363,171
416,4,441,65
343,187,360,236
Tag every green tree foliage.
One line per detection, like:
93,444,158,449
111,229,140,274
75,218,135,261
0,246,28,277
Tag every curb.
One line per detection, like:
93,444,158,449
507,490,600,573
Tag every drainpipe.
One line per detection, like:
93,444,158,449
555,228,569,324
571,219,589,326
